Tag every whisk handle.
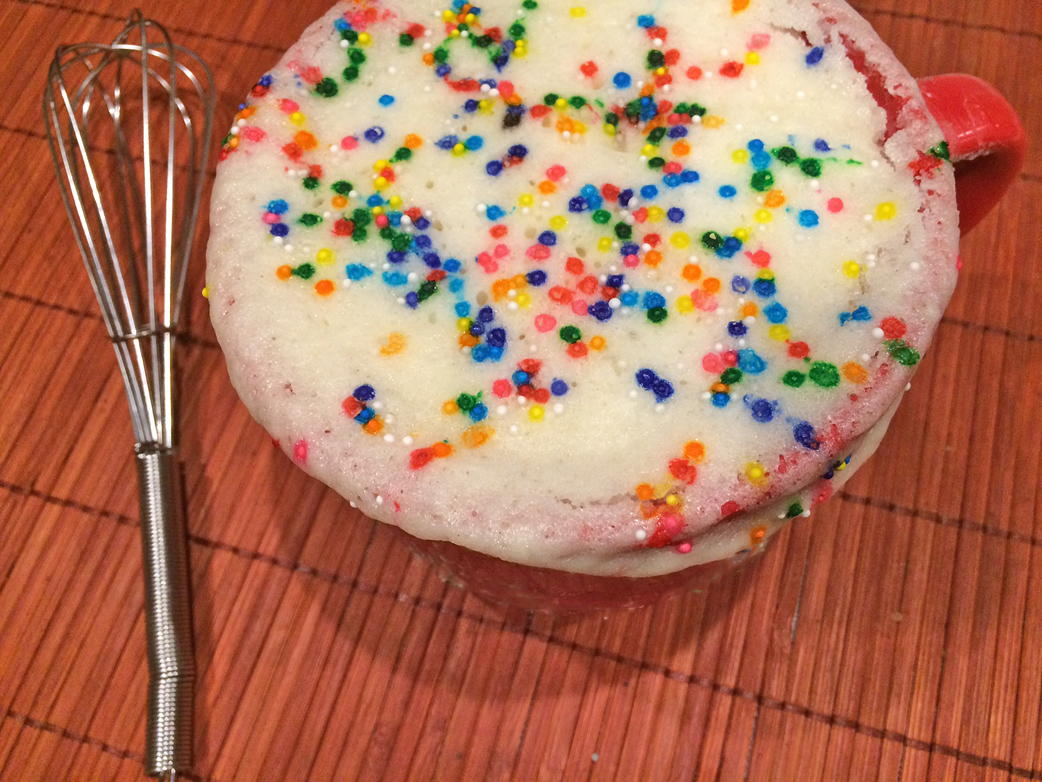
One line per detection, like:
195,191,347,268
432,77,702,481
136,446,195,777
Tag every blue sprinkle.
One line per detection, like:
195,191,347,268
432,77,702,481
640,185,659,200
712,392,731,408
613,71,632,89
382,270,408,286
364,126,385,143
266,199,289,214
731,275,751,294
753,278,777,297
486,205,506,220
378,94,395,107
414,217,430,230
851,305,872,321
618,189,635,206
471,345,489,362
662,174,682,188
355,407,375,424
512,370,530,386
793,421,820,449
464,135,484,150
642,291,666,310
464,99,479,113
354,384,376,401
487,345,504,361
486,160,504,176
588,300,613,322
470,403,488,422
839,312,852,326
620,243,639,256
749,397,776,423
538,230,557,246
747,139,765,152
387,251,407,264
652,379,674,402
436,134,459,150
668,126,689,139
606,274,624,288
728,321,747,337
448,278,464,293
508,144,528,158
455,301,470,317
422,252,441,268
486,328,506,347
469,320,485,336
580,184,599,199
799,210,820,228
568,197,588,213
814,138,831,152
550,379,569,396
345,264,372,280
637,14,655,27
635,368,658,389
763,302,788,323
718,185,737,199
435,64,451,77
270,223,289,237
477,306,495,323
737,349,767,374
620,291,639,307
806,46,825,66
414,235,432,249
526,269,548,285
405,291,419,308
667,207,685,223
751,150,772,170
680,170,700,183
718,236,743,258
367,194,384,207
333,19,348,32
444,258,461,273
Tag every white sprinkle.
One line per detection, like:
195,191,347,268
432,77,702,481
905,382,912,391
230,126,240,136
655,403,665,413
372,401,384,410
340,40,349,48
720,48,730,57
402,436,414,445
384,434,395,443
350,501,357,508
635,529,647,541
517,395,527,405
801,510,811,517
476,203,486,213
743,316,757,326
323,211,332,218
489,89,500,97
796,90,806,99
508,301,519,310
701,391,712,401
864,214,873,222
553,403,564,414
272,236,283,245
497,405,508,415
769,114,779,123
388,66,397,75
910,261,921,270
629,390,638,399
376,495,384,506
284,244,293,253
872,327,885,339
870,159,881,168
510,425,519,434
407,272,418,282
609,298,621,309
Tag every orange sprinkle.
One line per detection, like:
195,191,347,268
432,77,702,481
750,526,767,545
380,332,406,355
703,277,721,293
422,52,435,65
683,440,706,462
589,335,606,351
538,180,557,194
442,400,459,415
276,265,292,280
294,131,318,150
314,279,334,296
710,382,730,394
227,136,239,149
404,133,423,149
733,0,751,12
636,483,655,501
511,274,528,289
491,279,513,300
431,441,453,458
671,140,691,156
640,84,655,97
363,417,383,435
843,362,869,384
764,189,786,208
644,250,663,267
681,263,702,282
461,425,494,449
331,195,348,209
459,333,479,348
740,302,758,317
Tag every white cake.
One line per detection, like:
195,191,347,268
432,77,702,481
207,0,958,582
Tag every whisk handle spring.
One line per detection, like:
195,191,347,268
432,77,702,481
136,446,195,777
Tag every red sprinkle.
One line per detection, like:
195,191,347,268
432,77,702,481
720,61,744,78
880,317,907,340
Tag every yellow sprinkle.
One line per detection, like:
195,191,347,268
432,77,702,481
316,248,335,266
457,317,471,333
528,404,545,421
569,6,587,17
373,159,389,172
836,460,848,471
665,494,680,507
702,115,725,129
646,206,665,223
754,209,773,223
442,10,455,20
732,149,749,164
554,98,568,110
465,12,477,23
597,237,613,252
201,286,209,298
358,32,372,46
768,324,791,341
757,269,776,281
734,228,750,242
518,193,535,207
655,67,666,76
449,28,460,38
289,111,305,126
589,335,606,350
875,201,897,220
388,196,403,208
371,206,384,216
549,215,567,230
843,260,861,278
443,399,459,415
479,99,494,114
670,231,691,249
374,177,389,190
641,144,657,157
676,295,694,314
573,122,587,135
516,292,532,308
603,123,617,137
745,462,767,485
452,143,466,156
745,51,760,65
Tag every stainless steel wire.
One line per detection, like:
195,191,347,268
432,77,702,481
44,11,214,778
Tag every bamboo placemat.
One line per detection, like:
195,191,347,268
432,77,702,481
1,0,1039,779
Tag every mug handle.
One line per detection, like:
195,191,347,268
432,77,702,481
917,74,1026,235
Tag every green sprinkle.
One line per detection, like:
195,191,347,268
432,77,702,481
886,339,921,366
701,231,723,250
522,0,537,8
474,34,493,48
614,222,633,240
773,146,799,164
331,180,353,195
782,371,806,388
392,146,413,162
543,92,560,106
785,502,804,518
399,33,414,47
417,279,437,302
929,140,951,160
379,226,395,240
352,208,372,226
343,66,359,82
647,157,666,169
352,226,368,243
808,361,840,387
647,307,668,323
314,78,338,98
800,158,823,177
509,22,526,38
750,170,774,192
302,177,319,190
391,233,412,251
569,96,587,109
298,213,322,227
605,112,620,126
647,127,667,143
720,367,743,385
646,50,666,69
348,48,366,65
292,263,315,280
559,325,582,343
592,209,611,224
456,392,479,411
341,30,358,44
433,47,449,63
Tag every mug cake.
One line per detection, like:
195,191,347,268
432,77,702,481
207,0,959,608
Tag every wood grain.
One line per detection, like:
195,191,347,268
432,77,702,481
1,0,1040,779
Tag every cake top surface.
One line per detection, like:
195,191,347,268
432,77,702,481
207,0,957,576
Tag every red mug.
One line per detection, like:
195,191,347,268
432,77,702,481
918,74,1026,234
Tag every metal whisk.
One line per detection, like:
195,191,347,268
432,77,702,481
44,11,214,779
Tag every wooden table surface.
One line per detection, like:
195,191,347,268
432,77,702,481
2,0,1040,779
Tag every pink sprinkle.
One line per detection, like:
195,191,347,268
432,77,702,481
676,541,693,554
262,212,280,224
746,249,772,267
956,256,963,270
293,439,308,464
623,254,640,268
546,164,567,181
702,353,724,373
241,126,266,142
827,197,844,213
748,33,771,50
278,99,300,114
570,299,588,316
526,244,551,261
493,243,510,258
375,214,389,228
723,350,739,366
476,253,498,273
492,379,512,397
632,207,648,223
341,136,359,150
534,313,557,332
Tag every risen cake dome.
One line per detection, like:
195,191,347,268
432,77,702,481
207,0,958,577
